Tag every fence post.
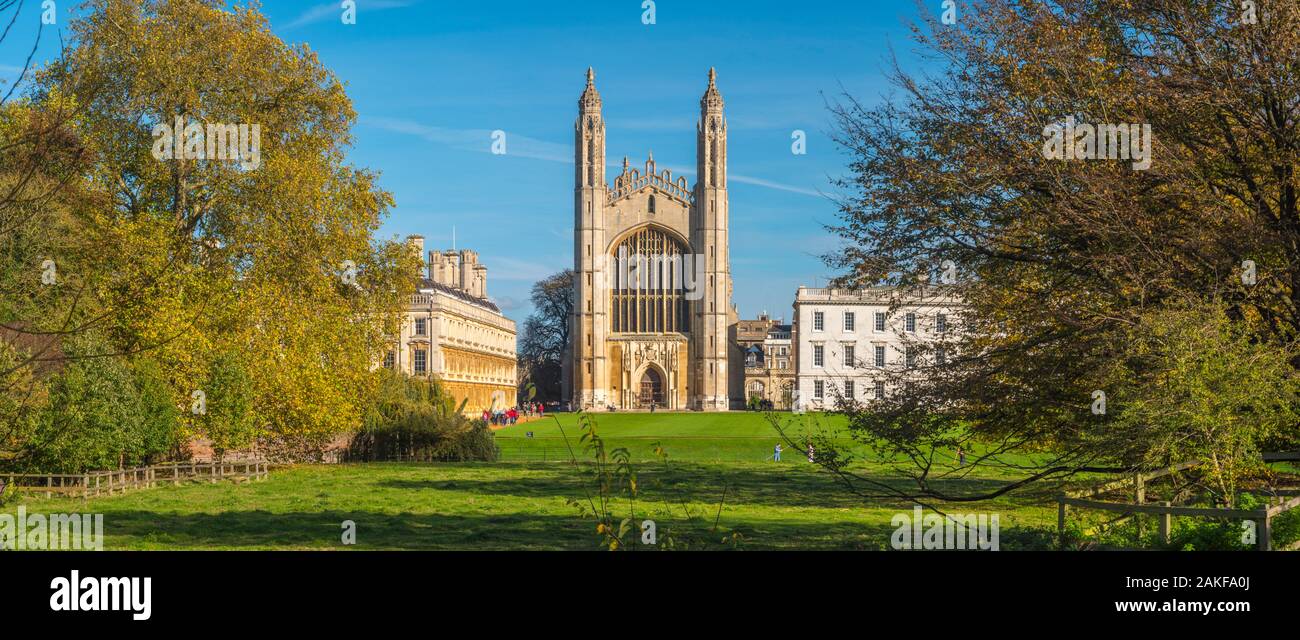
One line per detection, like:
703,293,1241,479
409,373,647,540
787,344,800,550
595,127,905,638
1134,473,1145,541
1159,502,1171,546
1256,514,1271,551
1057,495,1067,549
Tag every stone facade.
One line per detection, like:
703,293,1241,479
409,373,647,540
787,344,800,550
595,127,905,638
792,286,962,411
569,68,741,411
386,236,518,415
736,314,796,409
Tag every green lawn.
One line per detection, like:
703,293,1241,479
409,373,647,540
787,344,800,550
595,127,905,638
494,411,856,463
7,412,1062,550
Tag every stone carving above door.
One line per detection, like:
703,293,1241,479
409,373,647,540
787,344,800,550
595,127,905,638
623,339,681,373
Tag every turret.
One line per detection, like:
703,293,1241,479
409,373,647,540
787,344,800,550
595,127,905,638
572,67,611,409
692,68,732,410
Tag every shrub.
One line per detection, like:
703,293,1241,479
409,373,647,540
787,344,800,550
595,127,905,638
195,351,257,461
131,358,182,465
16,334,182,473
348,371,498,462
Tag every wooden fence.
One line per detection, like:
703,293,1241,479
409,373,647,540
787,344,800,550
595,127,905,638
1058,453,1300,551
2,461,269,499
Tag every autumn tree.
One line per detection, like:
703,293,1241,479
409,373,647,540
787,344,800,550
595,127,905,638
811,0,1300,503
3,0,417,468
42,0,420,448
0,0,141,469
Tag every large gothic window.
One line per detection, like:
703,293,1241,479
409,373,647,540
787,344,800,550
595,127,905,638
610,225,691,334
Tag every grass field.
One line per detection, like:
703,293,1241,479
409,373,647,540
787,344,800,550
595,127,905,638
7,412,1062,550
494,411,858,463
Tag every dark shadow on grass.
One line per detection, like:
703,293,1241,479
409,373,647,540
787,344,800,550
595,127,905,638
376,461,1056,512
86,507,1056,550
89,507,889,550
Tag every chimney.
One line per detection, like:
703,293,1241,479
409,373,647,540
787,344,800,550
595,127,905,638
459,250,477,292
448,251,461,287
473,264,488,298
433,250,461,288
429,250,450,286
424,248,489,299
407,235,426,278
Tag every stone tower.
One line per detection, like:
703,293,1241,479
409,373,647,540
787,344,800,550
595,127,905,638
572,67,608,409
692,68,732,410
569,68,737,412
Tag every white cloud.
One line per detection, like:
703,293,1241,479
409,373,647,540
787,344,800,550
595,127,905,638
364,116,825,197
729,174,825,198
362,116,571,163
664,164,825,198
492,295,526,311
283,0,416,30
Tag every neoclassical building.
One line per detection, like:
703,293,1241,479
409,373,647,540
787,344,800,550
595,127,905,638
792,286,962,411
567,68,741,411
384,236,518,415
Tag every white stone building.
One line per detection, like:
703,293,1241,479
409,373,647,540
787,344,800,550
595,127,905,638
792,286,961,411
382,236,518,415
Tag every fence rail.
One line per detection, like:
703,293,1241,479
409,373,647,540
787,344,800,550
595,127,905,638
2,461,269,499
1058,453,1300,551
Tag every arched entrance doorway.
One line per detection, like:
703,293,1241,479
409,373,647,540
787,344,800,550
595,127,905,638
638,368,664,409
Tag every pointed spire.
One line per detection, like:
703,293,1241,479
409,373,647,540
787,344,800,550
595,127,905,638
623,156,630,172
579,66,602,112
701,67,724,111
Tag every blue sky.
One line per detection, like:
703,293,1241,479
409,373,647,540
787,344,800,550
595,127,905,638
3,0,933,325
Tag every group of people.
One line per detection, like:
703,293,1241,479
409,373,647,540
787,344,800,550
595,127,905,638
481,402,546,427
772,442,815,463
